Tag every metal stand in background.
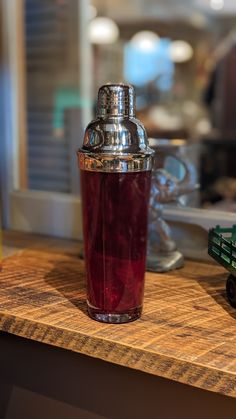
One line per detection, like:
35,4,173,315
147,139,199,273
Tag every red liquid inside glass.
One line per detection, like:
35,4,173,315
81,170,151,322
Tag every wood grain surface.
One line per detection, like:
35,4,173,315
1,231,236,398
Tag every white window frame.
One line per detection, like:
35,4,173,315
1,0,91,236
1,0,235,263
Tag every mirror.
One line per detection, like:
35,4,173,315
23,0,236,213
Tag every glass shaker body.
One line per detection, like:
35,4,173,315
78,84,153,323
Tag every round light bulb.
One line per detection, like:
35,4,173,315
89,17,119,44
210,0,224,10
169,40,193,63
130,31,159,52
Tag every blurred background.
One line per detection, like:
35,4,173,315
4,0,236,212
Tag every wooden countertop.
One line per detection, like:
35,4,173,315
1,231,236,398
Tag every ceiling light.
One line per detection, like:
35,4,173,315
169,40,193,63
130,31,159,52
210,0,224,10
89,17,119,44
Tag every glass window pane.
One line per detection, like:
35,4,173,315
25,0,90,194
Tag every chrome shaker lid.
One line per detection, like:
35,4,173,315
97,83,135,118
78,83,154,173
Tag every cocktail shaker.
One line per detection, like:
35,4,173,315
78,84,153,323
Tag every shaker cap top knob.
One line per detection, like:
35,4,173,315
97,83,135,118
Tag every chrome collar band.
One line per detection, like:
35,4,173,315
78,151,152,173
